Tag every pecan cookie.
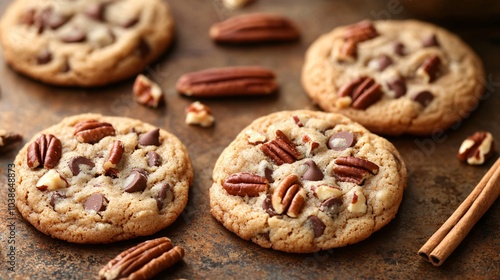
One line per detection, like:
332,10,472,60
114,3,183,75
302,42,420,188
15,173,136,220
0,0,174,87
302,20,485,135
209,110,407,253
14,114,193,243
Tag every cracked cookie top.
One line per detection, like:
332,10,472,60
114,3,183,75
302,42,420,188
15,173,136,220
14,114,193,243
210,110,407,253
302,20,484,136
0,0,174,86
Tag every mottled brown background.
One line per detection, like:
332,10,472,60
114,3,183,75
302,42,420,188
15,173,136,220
0,0,499,279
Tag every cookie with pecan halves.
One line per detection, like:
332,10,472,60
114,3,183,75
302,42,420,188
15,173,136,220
210,110,407,253
14,114,193,243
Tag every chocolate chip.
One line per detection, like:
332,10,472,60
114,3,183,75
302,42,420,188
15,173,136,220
60,28,86,43
139,129,160,146
387,77,407,98
147,151,162,167
264,167,274,183
124,170,148,193
423,34,439,48
393,41,405,56
84,193,106,212
136,38,151,57
61,61,71,73
156,183,171,210
262,194,277,216
49,191,66,208
307,215,326,238
302,160,324,181
412,90,434,107
320,196,343,213
328,131,355,151
85,3,105,21
122,18,139,28
69,156,95,176
46,12,71,29
132,168,148,177
370,54,393,72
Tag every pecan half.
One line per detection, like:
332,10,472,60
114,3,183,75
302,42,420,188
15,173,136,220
261,130,301,165
176,66,277,97
99,237,184,280
209,13,299,43
458,131,495,165
272,174,307,218
103,140,124,176
27,134,62,169
74,120,115,144
337,20,379,61
332,156,379,185
337,76,383,110
222,172,269,197
417,55,441,83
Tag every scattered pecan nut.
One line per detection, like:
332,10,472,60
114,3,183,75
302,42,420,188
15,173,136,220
271,174,307,218
337,76,383,110
133,74,165,108
209,13,299,43
176,66,277,97
332,156,379,185
103,140,124,177
261,130,302,165
222,172,269,197
74,120,115,144
458,131,495,165
417,55,441,83
0,130,23,153
185,101,215,127
27,134,62,169
99,237,184,280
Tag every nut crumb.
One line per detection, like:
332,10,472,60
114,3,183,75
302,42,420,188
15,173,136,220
185,101,215,127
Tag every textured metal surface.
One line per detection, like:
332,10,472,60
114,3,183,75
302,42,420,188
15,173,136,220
0,0,499,279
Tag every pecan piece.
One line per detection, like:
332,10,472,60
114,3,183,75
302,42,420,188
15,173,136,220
133,74,165,108
185,101,215,127
176,66,277,97
332,156,379,185
337,76,383,110
261,130,301,165
223,172,269,197
458,131,495,165
103,140,124,177
27,134,62,169
209,13,299,43
99,237,184,280
36,170,68,191
417,55,441,83
74,120,115,144
272,174,307,218
337,20,379,61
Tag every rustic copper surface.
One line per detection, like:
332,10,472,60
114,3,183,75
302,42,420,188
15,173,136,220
1,0,499,279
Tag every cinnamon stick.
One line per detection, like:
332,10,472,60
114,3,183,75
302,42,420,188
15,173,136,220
418,157,500,266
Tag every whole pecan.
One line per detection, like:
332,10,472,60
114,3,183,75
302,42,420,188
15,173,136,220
209,13,300,43
261,130,302,165
337,76,383,110
99,237,184,280
176,66,277,97
27,134,62,169
223,172,269,197
272,174,307,218
332,156,379,185
74,120,115,144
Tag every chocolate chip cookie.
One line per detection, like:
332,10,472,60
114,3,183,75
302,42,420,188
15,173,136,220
210,110,407,253
302,20,485,135
14,114,193,243
0,0,174,87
